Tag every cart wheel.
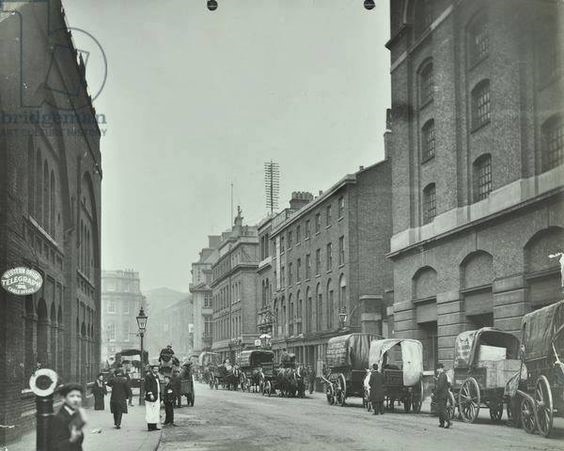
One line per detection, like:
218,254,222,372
412,379,424,414
325,383,335,405
489,405,503,422
335,374,347,407
446,391,456,420
520,396,537,434
458,377,480,423
535,375,554,438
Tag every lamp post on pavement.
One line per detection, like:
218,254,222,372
136,306,148,406
338,307,348,330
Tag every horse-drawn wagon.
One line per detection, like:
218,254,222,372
323,333,376,406
368,338,425,413
450,327,521,423
506,299,564,437
198,352,220,387
238,350,274,393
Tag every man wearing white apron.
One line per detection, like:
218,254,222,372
144,364,161,431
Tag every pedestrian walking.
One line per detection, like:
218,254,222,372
107,369,132,429
171,370,182,408
124,368,134,406
369,363,385,415
434,363,452,429
48,383,86,450
163,375,176,426
91,373,107,411
144,363,161,431
308,365,316,394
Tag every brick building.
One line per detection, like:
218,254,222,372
189,236,220,358
101,270,144,364
386,0,564,369
263,160,393,375
0,1,102,443
210,208,259,362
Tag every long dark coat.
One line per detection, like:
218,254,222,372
91,381,107,410
107,376,132,414
434,372,449,401
369,370,386,402
144,372,160,402
48,406,84,451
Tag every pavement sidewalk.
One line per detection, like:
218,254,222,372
6,403,162,451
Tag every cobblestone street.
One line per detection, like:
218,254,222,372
158,383,564,451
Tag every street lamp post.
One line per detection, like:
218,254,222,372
338,307,348,330
136,306,148,406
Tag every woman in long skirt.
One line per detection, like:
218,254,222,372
92,373,107,410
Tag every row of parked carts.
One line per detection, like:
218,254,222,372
322,299,564,438
196,349,310,398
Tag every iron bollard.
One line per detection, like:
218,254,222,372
29,369,58,451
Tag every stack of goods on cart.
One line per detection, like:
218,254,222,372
477,344,521,388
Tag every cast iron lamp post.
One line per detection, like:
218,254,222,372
136,306,148,405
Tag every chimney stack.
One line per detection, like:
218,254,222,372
289,191,313,210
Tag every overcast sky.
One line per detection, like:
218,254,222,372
64,0,391,292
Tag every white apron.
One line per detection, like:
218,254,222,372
145,378,161,425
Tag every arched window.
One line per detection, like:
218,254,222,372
315,284,322,331
297,293,303,335
27,137,34,214
468,13,489,67
43,161,49,228
421,119,435,161
339,274,347,310
471,80,491,129
419,60,434,106
35,150,42,222
541,115,563,172
473,154,492,201
422,183,436,224
50,171,56,235
413,0,433,37
305,287,312,334
289,294,294,336
281,296,286,336
326,279,334,329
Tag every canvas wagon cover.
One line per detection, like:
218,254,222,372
454,330,478,367
368,339,423,386
454,328,520,368
326,334,373,370
522,299,564,361
238,350,274,367
198,352,219,366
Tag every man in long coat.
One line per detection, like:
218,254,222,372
369,363,385,415
434,363,452,428
144,364,161,431
107,369,132,429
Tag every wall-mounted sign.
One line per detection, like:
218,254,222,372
1,267,43,295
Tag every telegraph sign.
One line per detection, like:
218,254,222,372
1,267,43,295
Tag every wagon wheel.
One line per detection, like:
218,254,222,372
335,374,347,407
325,383,335,405
446,390,456,420
520,396,537,434
535,375,554,437
411,379,424,414
489,404,503,422
458,377,480,423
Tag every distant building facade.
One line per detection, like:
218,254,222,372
263,161,393,375
211,208,259,361
160,296,194,360
387,0,564,369
190,236,220,357
101,270,144,363
0,1,102,443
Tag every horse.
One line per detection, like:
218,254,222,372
276,367,298,397
177,362,194,406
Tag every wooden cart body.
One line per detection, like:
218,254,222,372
509,299,564,437
368,339,425,413
451,327,521,423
